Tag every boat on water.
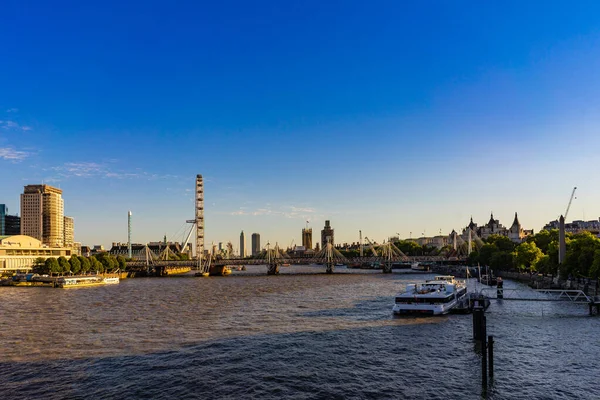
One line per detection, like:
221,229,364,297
103,276,120,284
208,265,231,276
392,275,467,315
55,276,106,288
410,262,429,272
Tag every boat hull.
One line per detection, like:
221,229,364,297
209,265,232,276
392,298,461,316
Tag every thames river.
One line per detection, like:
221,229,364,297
1,266,598,399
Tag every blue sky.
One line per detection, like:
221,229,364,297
2,1,600,250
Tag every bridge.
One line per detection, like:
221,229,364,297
126,241,466,276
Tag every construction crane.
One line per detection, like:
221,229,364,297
363,236,378,256
564,187,577,220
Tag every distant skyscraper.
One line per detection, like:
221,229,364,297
240,231,247,258
21,184,64,247
302,228,312,249
0,204,5,235
251,233,260,256
0,205,20,236
321,220,334,248
63,216,74,249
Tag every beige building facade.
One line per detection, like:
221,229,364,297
21,184,65,247
0,234,72,272
64,216,74,249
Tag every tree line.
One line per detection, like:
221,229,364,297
32,253,127,275
467,230,600,279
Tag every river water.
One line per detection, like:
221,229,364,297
1,265,598,399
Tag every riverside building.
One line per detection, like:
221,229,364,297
64,216,74,249
0,234,72,273
20,184,65,247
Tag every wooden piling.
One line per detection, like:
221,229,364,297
488,335,494,378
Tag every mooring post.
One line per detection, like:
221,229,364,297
488,335,494,378
481,314,487,388
473,306,484,341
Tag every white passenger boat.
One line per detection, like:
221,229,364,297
103,276,120,284
55,276,105,288
392,275,467,315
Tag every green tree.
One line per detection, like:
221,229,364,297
116,255,127,270
562,231,600,278
514,242,544,272
467,250,479,266
45,258,61,275
527,229,559,253
478,244,499,266
486,235,516,252
89,256,104,273
79,256,91,273
32,257,48,274
535,255,552,275
395,240,423,256
489,251,514,272
96,253,116,272
69,255,81,275
590,249,600,279
57,256,71,274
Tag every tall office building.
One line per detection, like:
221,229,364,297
20,184,64,247
302,228,312,250
64,216,74,249
251,233,260,256
0,204,5,235
0,205,21,236
240,230,247,258
321,220,334,248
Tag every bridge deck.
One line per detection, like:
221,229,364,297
479,288,597,304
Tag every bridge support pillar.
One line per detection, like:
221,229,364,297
267,263,280,275
383,262,392,274
326,261,334,274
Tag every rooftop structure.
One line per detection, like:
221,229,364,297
543,218,600,234
321,220,334,248
302,228,312,250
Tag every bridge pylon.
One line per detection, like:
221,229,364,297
379,241,407,273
